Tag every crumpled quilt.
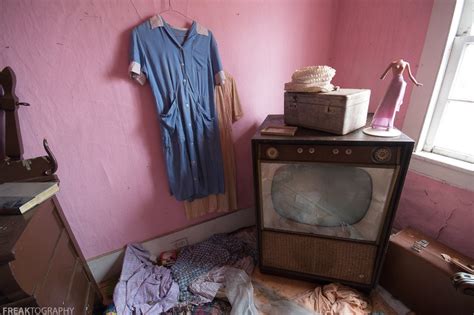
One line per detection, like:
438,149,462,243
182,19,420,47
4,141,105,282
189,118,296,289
171,233,256,302
188,256,255,304
161,299,232,315
113,244,179,314
295,283,371,315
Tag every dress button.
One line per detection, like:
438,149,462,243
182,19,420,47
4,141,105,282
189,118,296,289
181,63,185,66
188,123,191,127
186,103,189,108
183,79,187,83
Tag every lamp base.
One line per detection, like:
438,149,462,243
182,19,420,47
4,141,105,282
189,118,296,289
363,127,402,138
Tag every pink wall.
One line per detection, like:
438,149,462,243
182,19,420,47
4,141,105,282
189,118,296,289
329,0,434,128
2,0,471,260
330,0,474,258
0,0,337,258
396,172,474,258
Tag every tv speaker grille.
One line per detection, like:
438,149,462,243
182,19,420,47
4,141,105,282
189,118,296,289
261,230,377,284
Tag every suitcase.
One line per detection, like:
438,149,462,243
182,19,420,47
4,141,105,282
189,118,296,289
380,228,474,314
284,89,370,135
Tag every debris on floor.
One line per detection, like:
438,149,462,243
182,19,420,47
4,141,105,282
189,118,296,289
113,244,179,314
108,227,407,314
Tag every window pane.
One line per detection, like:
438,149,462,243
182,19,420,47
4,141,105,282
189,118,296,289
471,0,474,35
433,100,474,159
449,43,474,101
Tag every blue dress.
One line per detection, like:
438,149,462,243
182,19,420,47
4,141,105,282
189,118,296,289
129,15,226,201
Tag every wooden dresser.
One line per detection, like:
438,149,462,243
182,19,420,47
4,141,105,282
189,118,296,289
0,196,102,313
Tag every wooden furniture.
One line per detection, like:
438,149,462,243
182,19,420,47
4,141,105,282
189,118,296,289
252,115,414,291
0,196,102,313
0,66,58,185
0,66,97,311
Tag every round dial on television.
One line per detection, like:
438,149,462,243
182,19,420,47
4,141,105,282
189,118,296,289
373,147,392,162
266,147,279,159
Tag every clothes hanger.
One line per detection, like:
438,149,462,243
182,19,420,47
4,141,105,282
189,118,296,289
159,0,193,22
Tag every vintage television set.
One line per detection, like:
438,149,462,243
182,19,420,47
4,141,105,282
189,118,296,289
252,115,414,290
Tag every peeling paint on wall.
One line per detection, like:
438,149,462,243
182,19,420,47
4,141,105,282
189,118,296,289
396,171,474,258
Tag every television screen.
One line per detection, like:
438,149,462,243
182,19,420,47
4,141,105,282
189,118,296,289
261,162,396,241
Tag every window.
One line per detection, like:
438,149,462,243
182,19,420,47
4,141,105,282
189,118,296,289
423,1,474,163
402,0,473,190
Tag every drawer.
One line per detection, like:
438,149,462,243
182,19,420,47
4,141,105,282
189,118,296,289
11,199,62,295
85,283,96,315
35,229,77,306
64,260,91,313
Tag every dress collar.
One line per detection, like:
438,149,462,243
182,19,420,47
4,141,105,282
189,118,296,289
149,15,164,29
149,15,208,37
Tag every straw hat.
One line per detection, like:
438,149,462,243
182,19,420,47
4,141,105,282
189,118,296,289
285,65,337,92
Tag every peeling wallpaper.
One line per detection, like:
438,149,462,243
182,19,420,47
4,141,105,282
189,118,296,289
1,0,472,260
396,172,474,258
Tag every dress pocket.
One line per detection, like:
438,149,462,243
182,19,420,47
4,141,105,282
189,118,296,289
195,100,214,124
160,97,179,147
192,42,208,69
195,100,216,140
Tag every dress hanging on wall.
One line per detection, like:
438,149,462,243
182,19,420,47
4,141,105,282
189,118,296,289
184,71,243,219
129,15,226,201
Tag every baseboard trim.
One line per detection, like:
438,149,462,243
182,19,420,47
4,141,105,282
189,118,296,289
87,207,256,283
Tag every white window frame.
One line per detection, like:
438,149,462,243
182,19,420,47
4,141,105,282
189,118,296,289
403,0,473,191
423,35,474,163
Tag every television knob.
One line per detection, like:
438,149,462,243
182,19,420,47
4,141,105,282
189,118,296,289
266,147,279,159
332,148,339,155
345,149,352,155
297,147,304,154
308,148,315,154
373,147,392,162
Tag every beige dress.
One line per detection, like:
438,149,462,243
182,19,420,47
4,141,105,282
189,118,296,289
184,72,243,219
